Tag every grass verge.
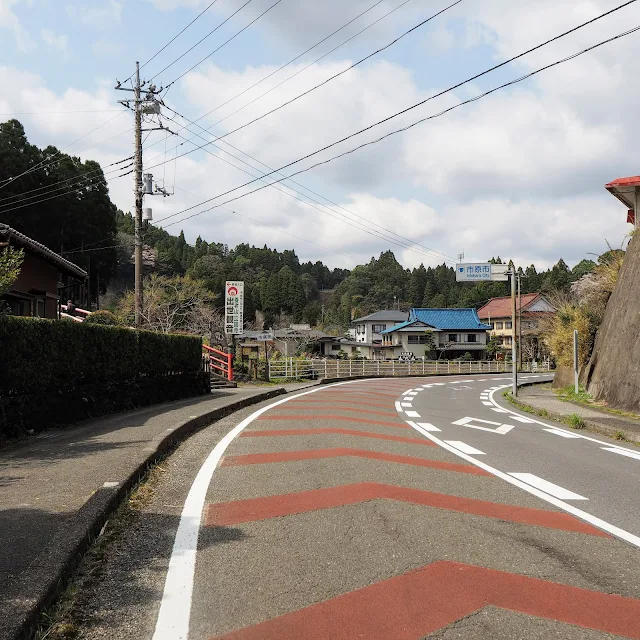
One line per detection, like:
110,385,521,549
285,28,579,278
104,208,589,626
553,385,640,422
33,457,169,640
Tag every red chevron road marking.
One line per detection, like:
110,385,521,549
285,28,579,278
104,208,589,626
286,397,395,415
221,448,489,476
275,405,396,417
289,395,394,408
206,482,607,537
240,428,435,445
210,561,640,639
258,415,407,429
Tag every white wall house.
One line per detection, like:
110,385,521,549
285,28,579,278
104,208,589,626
352,310,408,345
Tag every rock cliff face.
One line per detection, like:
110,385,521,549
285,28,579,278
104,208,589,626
582,232,640,412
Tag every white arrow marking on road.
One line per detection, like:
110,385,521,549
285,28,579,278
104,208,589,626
508,473,588,500
452,416,515,435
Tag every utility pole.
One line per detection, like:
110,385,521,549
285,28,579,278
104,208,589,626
133,62,143,326
116,64,172,326
509,261,518,396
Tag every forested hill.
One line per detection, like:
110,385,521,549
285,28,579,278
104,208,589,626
116,211,596,331
0,119,598,332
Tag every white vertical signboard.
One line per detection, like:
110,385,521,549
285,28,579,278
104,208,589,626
224,281,244,335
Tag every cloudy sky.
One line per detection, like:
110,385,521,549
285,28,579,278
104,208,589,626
1,0,639,271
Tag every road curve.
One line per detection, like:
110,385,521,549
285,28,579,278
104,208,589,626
148,375,640,640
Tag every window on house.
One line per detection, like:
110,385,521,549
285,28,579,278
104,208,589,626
448,334,459,343
466,334,477,343
408,335,431,344
495,322,503,330
331,344,340,351
504,336,512,346
505,321,513,329
356,325,365,335
372,324,387,333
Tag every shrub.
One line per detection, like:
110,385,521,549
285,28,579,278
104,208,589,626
567,413,586,429
84,310,120,326
0,316,207,437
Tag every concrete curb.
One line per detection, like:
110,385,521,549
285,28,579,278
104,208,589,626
11,388,287,640
503,383,640,446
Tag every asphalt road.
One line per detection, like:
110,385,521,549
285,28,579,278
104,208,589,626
70,375,640,640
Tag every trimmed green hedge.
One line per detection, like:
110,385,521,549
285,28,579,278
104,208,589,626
0,316,209,438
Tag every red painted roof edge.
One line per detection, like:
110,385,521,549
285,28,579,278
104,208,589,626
605,176,640,188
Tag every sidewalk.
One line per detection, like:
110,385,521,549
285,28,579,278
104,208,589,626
514,384,640,444
0,386,298,640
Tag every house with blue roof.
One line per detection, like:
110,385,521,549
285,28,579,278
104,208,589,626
380,308,492,360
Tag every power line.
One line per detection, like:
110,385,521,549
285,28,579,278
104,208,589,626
0,110,128,190
144,0,448,171
166,105,456,263
148,0,255,81
142,0,637,184
163,0,286,88
170,127,453,264
188,0,388,124
120,0,221,84
124,0,413,176
173,185,354,261
0,109,123,115
156,23,640,233
0,155,132,205
204,0,458,135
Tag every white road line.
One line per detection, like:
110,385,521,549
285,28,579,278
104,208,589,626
405,410,421,418
490,408,508,413
543,428,582,438
508,473,588,500
482,401,493,406
401,402,413,408
406,421,441,432
402,390,413,396
510,415,536,423
406,392,419,397
416,422,441,432
395,401,403,412
404,423,640,549
151,380,364,640
601,447,640,461
422,384,433,388
444,441,485,455
433,383,446,386
486,388,640,455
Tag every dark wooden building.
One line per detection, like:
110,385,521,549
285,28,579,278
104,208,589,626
0,224,87,319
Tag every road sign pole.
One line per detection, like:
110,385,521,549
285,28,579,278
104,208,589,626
573,329,579,394
511,264,518,397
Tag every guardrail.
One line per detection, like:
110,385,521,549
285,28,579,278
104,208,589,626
267,359,551,381
203,345,234,381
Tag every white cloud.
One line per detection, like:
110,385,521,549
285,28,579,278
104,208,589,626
65,0,123,26
0,0,35,52
41,28,69,54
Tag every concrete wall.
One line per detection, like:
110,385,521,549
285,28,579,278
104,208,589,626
581,232,640,412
